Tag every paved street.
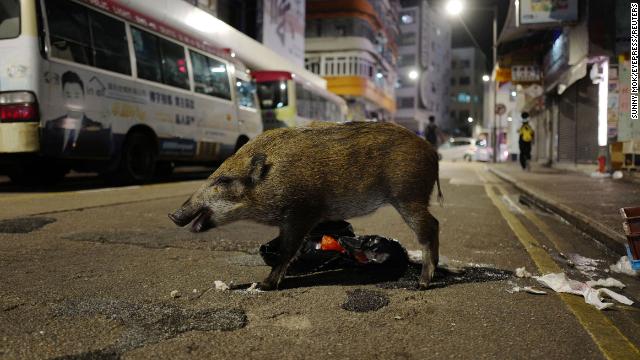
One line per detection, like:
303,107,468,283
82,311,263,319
0,162,638,359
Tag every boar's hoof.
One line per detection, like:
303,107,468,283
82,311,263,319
258,281,278,291
418,281,431,290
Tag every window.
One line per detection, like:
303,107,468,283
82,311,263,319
398,54,415,67
257,81,288,109
46,0,130,75
400,32,416,46
132,27,190,90
459,60,471,68
190,50,231,99
131,27,162,83
459,76,471,85
398,97,414,108
0,0,20,39
450,77,456,86
90,10,131,75
236,79,256,108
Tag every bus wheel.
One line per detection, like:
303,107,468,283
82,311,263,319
155,161,174,178
116,132,157,183
8,160,69,186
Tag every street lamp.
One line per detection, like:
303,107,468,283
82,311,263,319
445,0,498,162
408,70,419,80
445,0,464,16
467,117,473,123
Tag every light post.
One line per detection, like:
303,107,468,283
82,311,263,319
445,0,498,162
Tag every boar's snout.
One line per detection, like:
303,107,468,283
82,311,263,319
168,202,200,227
168,204,216,233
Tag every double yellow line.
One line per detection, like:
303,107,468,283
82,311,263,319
480,170,640,359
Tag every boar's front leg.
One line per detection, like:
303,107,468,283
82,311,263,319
260,217,317,291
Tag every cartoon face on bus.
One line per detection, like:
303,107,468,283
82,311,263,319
42,71,112,158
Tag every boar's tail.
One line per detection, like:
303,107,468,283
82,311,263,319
436,177,444,207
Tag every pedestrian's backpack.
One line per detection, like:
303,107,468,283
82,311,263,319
426,124,437,145
520,124,533,142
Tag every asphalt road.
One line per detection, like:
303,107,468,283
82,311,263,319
0,162,638,359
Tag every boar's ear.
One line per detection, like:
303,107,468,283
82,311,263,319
249,153,270,184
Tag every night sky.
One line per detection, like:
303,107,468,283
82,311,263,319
430,0,511,71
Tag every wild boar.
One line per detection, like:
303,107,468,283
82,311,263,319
169,122,442,290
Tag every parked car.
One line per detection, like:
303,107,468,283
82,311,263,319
438,138,477,162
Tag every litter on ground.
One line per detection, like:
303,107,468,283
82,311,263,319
507,285,547,295
515,267,532,278
170,290,180,298
610,256,639,276
566,253,603,278
214,280,229,291
534,272,633,310
585,277,626,289
246,283,263,294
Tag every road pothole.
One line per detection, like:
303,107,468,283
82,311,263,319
0,217,56,233
341,289,390,312
52,299,247,357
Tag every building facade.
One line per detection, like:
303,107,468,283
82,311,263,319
304,0,400,121
449,47,485,137
394,0,451,137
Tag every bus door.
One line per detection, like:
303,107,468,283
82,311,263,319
233,72,262,138
188,50,237,159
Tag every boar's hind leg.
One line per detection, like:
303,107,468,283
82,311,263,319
395,202,439,290
260,219,316,291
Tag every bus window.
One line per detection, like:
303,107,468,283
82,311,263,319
0,0,20,39
190,51,231,99
90,10,130,75
236,79,256,108
46,0,130,75
159,38,189,90
47,0,91,66
131,27,162,83
295,83,310,118
257,81,288,109
132,27,189,90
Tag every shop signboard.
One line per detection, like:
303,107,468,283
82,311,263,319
262,0,305,66
519,0,578,25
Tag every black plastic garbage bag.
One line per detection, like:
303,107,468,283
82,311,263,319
259,220,409,275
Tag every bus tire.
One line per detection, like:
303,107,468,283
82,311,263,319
155,161,174,178
115,132,157,183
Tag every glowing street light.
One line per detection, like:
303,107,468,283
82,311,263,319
408,70,419,80
507,116,513,122
467,117,473,123
482,74,490,82
511,90,517,97
445,0,464,16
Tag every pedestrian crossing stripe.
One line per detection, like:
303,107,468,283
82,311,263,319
481,174,640,360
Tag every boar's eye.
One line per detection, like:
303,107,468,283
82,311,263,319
213,176,233,186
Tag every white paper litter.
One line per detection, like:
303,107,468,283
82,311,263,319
515,267,532,278
612,171,623,180
566,253,603,278
609,256,639,276
213,280,229,291
534,273,633,310
507,286,547,295
586,277,626,289
407,250,422,263
246,282,263,294
170,290,180,298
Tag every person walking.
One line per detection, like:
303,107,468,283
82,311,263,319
425,115,439,148
518,112,534,170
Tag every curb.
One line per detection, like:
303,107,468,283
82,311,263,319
488,167,627,256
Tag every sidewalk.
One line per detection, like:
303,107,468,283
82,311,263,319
488,163,640,255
